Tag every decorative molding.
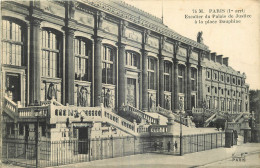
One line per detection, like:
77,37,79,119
80,0,209,51
125,28,142,43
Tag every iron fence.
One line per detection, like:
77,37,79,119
2,132,225,167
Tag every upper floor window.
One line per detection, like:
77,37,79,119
164,61,171,92
41,29,60,78
191,68,197,91
2,20,23,66
178,65,185,93
214,72,218,80
126,51,139,68
221,74,224,82
215,87,217,94
207,70,210,79
74,38,91,81
227,76,230,83
208,86,210,93
148,57,156,90
102,46,115,84
233,77,236,84
238,79,241,85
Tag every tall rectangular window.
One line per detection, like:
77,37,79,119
2,20,23,66
148,57,156,90
191,68,197,91
41,30,59,78
102,46,114,84
178,65,185,93
74,38,89,81
164,62,171,91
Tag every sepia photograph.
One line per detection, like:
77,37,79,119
0,0,259,167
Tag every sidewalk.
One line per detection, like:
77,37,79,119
59,143,260,168
2,143,260,168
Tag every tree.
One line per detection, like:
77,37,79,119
249,90,260,124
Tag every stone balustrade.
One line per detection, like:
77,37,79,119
126,105,159,124
4,96,18,114
150,125,168,133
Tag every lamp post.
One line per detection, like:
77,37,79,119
34,101,40,168
178,97,184,156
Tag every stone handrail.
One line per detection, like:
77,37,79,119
125,105,159,124
192,108,204,113
204,113,217,127
150,125,168,133
40,99,63,106
156,106,172,117
137,124,150,133
18,106,49,118
4,96,18,114
50,104,137,135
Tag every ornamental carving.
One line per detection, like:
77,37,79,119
97,11,106,29
75,11,94,27
178,47,187,57
40,1,65,18
148,36,159,48
102,20,118,35
174,41,180,55
120,20,128,37
164,42,173,53
191,52,199,60
143,29,151,44
125,28,142,42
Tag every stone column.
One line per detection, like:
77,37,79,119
173,60,179,112
186,62,191,111
93,36,103,106
142,50,148,111
197,65,203,107
118,43,126,110
159,56,164,107
65,28,75,105
29,19,41,104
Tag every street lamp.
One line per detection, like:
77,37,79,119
34,100,40,168
178,97,185,156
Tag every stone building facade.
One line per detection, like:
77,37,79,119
1,0,249,142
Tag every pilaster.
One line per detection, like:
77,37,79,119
117,42,126,111
29,18,41,104
93,36,103,106
142,50,148,111
159,55,164,107
65,28,75,105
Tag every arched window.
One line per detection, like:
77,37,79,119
164,61,171,91
125,51,139,68
178,64,185,93
74,37,91,81
191,68,197,91
41,29,60,78
148,57,157,90
2,20,23,66
102,45,115,84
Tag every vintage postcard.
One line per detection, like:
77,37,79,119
0,0,259,167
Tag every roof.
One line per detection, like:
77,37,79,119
204,58,245,77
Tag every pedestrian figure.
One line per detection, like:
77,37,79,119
174,141,178,151
167,141,171,152
153,141,158,151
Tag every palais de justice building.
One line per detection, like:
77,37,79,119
1,0,250,141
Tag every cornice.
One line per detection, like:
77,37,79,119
79,0,209,51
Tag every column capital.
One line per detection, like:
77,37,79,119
92,35,103,43
116,42,126,48
31,18,42,27
65,27,75,36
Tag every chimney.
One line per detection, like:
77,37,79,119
216,55,223,64
223,57,229,66
210,52,216,62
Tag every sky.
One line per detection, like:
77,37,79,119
123,0,260,90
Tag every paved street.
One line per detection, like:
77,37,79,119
59,143,260,168
1,143,260,168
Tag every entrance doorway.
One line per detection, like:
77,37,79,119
127,78,136,107
6,73,21,103
78,127,88,154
